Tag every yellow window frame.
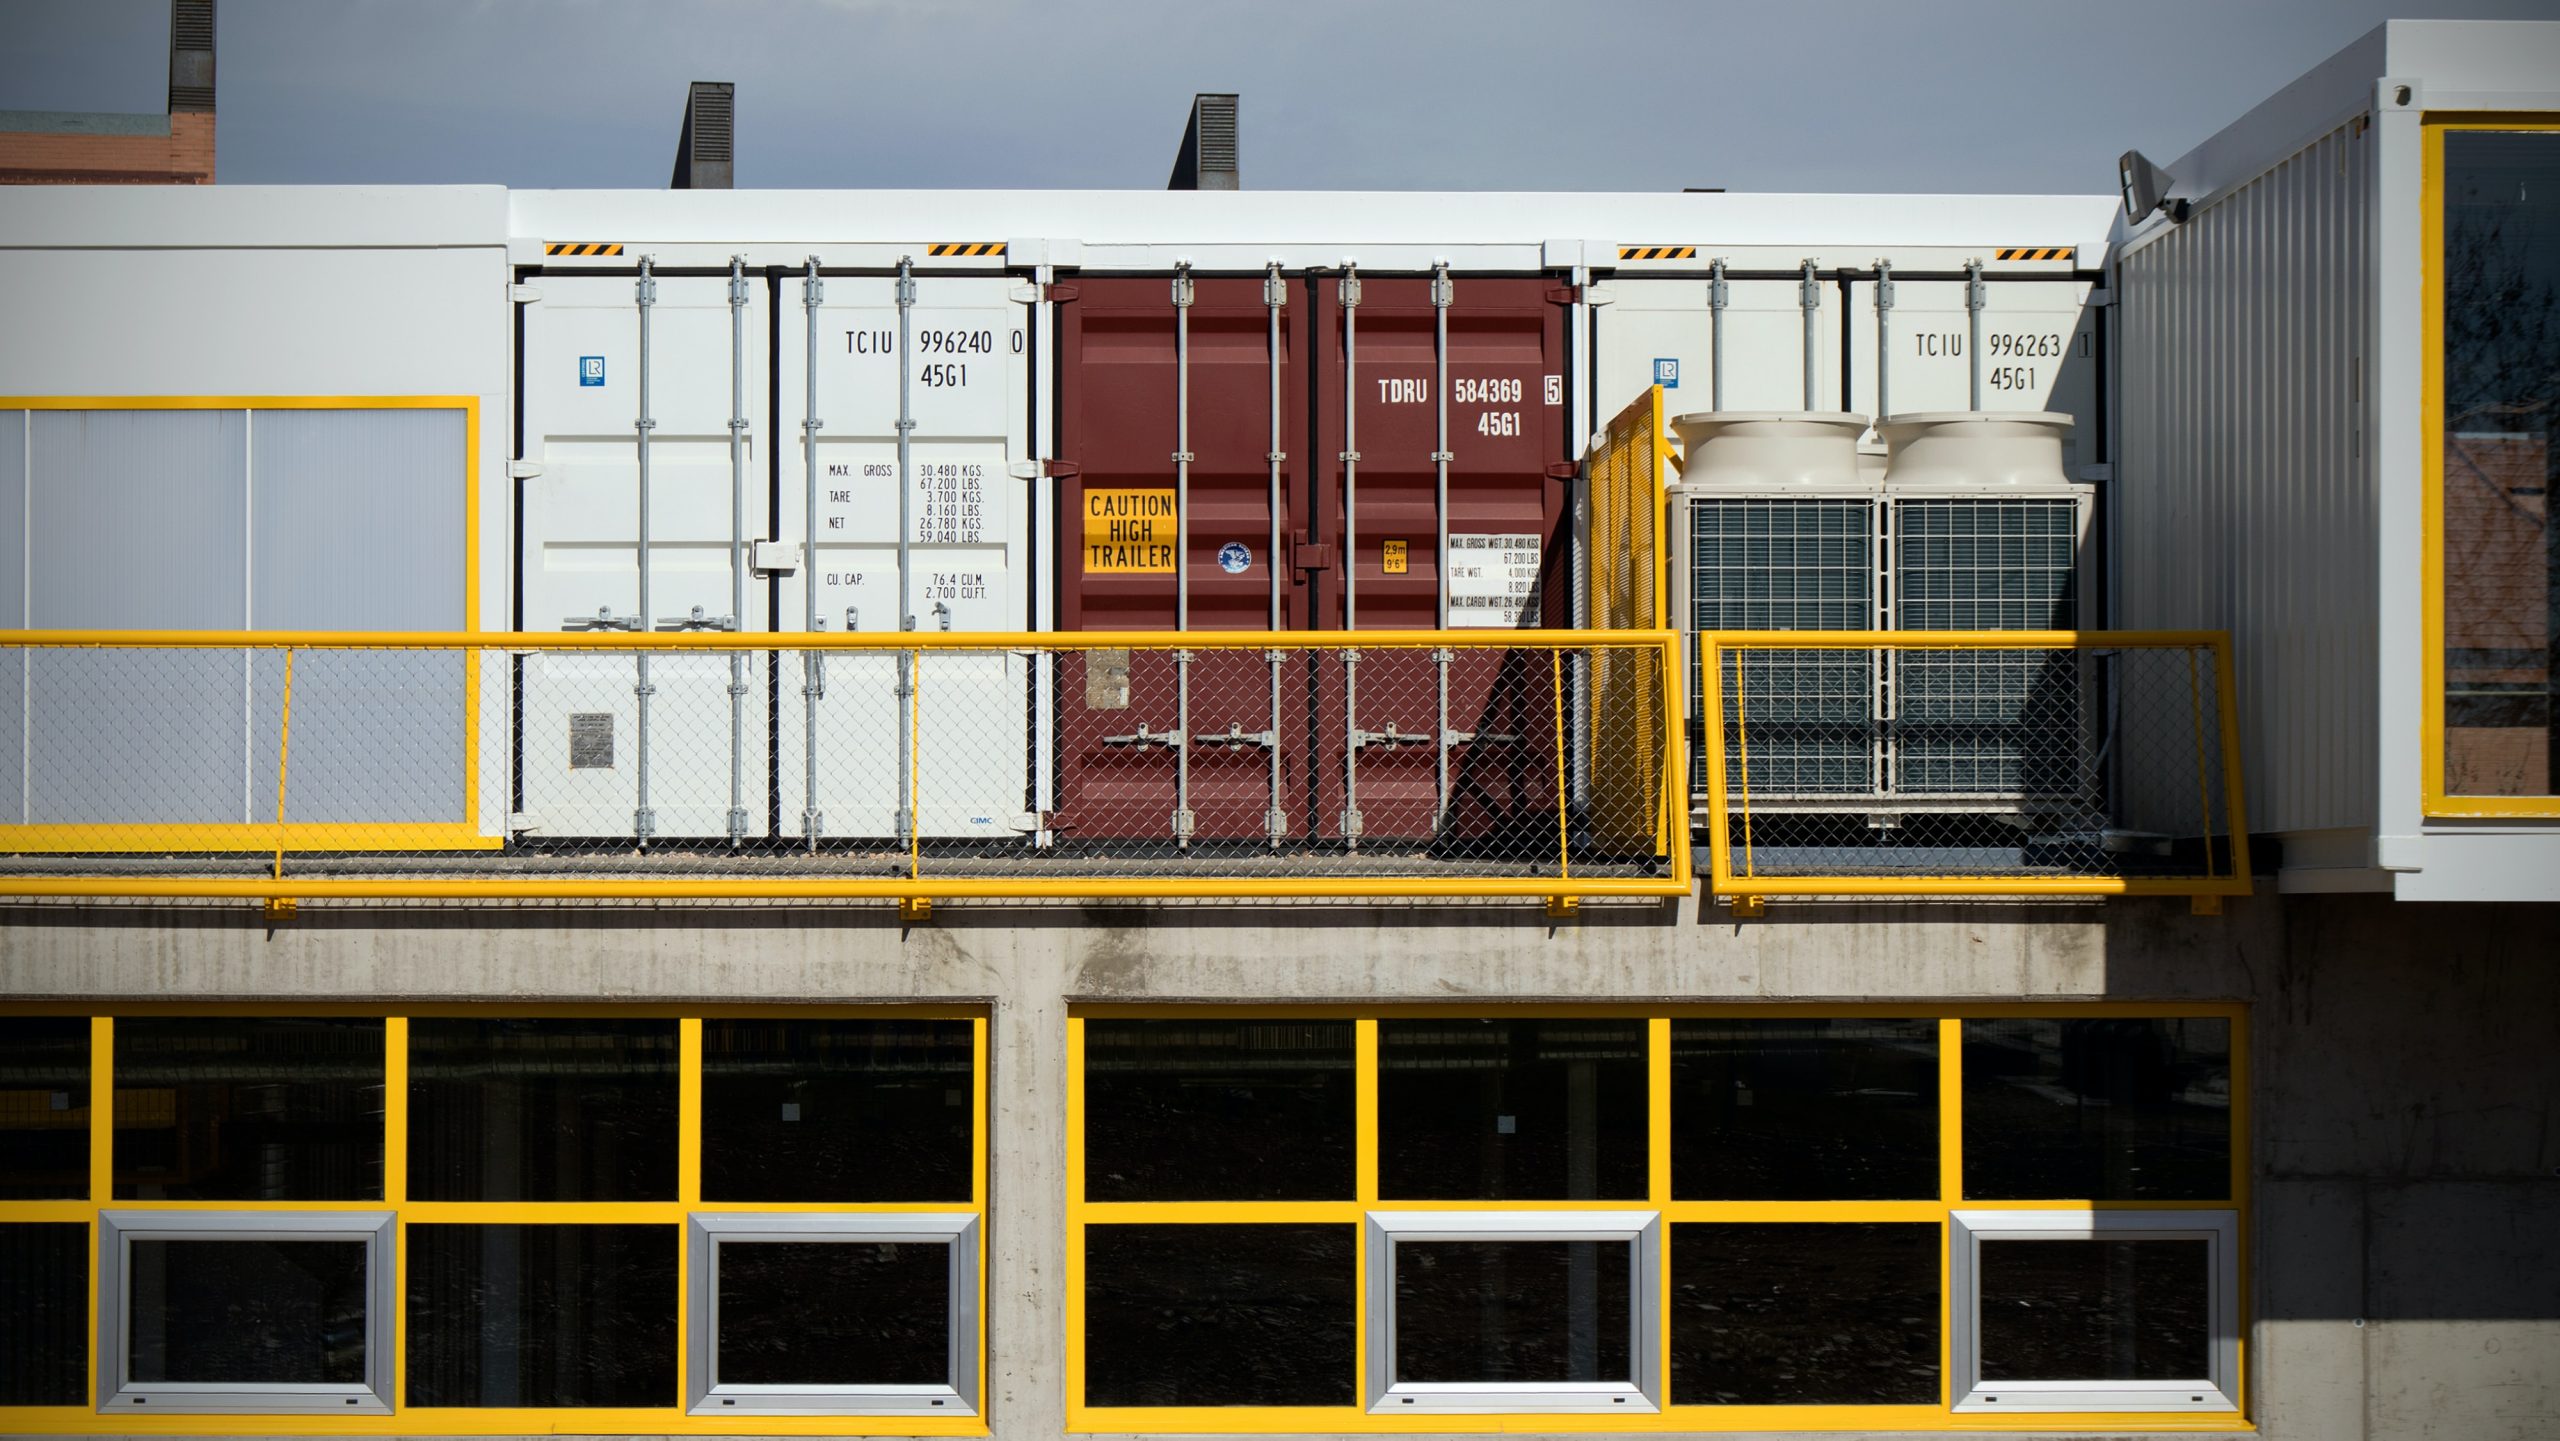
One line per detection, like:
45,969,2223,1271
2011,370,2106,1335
0,395,498,852
1065,1002,2251,1435
0,1002,989,1436
2417,117,2560,818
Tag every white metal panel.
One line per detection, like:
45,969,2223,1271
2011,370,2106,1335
1597,278,1842,421
248,409,472,827
774,274,1033,840
1845,279,2100,475
518,274,773,840
2,409,21,824
2117,119,2375,839
26,410,246,825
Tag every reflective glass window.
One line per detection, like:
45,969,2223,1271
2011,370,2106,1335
1379,1019,1647,1201
0,1222,86,1405
1083,1021,1353,1202
1962,1018,2230,1200
701,1018,972,1203
113,1016,383,1201
716,1241,948,1386
1671,1018,1937,1200
1669,1223,1938,1404
1083,1223,1355,1407
1392,1239,1632,1385
405,1223,676,1407
1978,1237,2212,1382
0,1017,89,1200
408,1018,677,1203
127,1237,369,1384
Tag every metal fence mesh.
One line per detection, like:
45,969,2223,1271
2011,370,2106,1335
0,635,1682,899
1702,634,2245,890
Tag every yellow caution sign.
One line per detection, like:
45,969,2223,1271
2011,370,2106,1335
1994,246,2077,262
1084,489,1177,573
927,242,1008,257
1383,540,1409,575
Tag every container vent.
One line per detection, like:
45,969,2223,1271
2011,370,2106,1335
1167,93,1240,191
671,81,735,189
168,0,215,113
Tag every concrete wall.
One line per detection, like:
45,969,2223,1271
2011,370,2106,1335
3,891,2552,1440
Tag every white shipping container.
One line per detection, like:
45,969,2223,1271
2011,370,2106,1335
518,272,774,840
774,273,1035,841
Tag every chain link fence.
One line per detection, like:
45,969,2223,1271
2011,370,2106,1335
1698,631,2249,900
0,632,1686,904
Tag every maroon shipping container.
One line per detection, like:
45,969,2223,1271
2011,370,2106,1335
1055,271,1570,849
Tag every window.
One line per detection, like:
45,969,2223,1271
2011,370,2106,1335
1071,1005,2246,1432
2426,121,2560,815
687,1213,979,1414
0,1007,986,1433
1365,1211,1660,1413
1949,1209,2240,1412
96,1210,396,1413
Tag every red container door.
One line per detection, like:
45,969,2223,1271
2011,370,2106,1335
1055,277,1312,843
1312,275,1569,845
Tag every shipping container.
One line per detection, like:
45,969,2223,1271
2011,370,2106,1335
1054,270,1568,846
2114,18,2560,899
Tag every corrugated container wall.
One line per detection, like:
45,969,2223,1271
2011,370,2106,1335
2117,119,2376,837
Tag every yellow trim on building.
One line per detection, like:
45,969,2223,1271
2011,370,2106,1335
2417,116,2560,818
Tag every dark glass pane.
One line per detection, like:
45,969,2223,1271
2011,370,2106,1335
718,1241,949,1386
405,1223,676,1407
1379,1019,1647,1201
702,1019,973,1203
1671,1019,1938,1200
2440,130,2559,799
1395,1240,1631,1384
409,1018,676,1202
113,1017,384,1201
1084,1020,1352,1202
1979,1238,2211,1381
0,1223,87,1404
0,1017,89,1200
1669,1223,1938,1404
128,1238,367,1384
1963,1018,2230,1200
1084,1223,1354,1406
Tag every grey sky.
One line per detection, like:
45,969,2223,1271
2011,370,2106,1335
4,0,2555,192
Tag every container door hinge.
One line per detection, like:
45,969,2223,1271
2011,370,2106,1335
509,284,542,304
1292,533,1337,574
1545,462,1579,481
1044,282,1081,303
1582,285,1615,306
1008,458,1081,480
1545,284,1581,304
508,459,544,480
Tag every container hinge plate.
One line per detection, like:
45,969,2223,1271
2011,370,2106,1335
1545,462,1579,480
1582,285,1615,306
1044,282,1081,303
1545,284,1581,304
1008,458,1081,480
509,284,542,304
508,460,544,480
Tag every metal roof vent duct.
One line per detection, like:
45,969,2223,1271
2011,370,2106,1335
672,81,734,189
168,0,215,113
1167,93,1239,191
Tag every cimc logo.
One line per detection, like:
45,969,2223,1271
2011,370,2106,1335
578,356,606,387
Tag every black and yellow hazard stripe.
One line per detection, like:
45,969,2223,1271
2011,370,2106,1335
1995,246,2076,262
543,242,625,257
1617,245,1699,261
926,242,1007,258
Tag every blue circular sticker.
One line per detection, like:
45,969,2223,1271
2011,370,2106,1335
1217,541,1252,575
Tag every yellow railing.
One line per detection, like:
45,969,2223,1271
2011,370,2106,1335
1698,630,2251,904
0,629,1689,909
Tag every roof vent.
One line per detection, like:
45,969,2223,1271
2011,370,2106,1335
672,81,734,190
168,0,215,113
1167,93,1239,191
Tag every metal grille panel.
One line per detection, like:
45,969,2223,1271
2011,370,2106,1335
1685,497,1875,796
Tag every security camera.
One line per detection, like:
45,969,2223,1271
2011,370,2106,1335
2118,150,2192,225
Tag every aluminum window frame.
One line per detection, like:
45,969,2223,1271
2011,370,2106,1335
686,1210,981,1417
95,1207,396,1415
1949,1207,2241,1414
1363,1208,1662,1415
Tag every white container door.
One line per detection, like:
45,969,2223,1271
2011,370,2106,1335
1596,277,1843,422
775,274,1032,841
519,273,774,840
1846,276,2100,473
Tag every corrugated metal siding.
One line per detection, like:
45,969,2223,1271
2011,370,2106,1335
248,409,469,824
27,410,246,824
2118,119,2376,835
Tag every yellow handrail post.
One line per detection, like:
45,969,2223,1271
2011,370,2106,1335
2185,647,2218,880
1549,648,1574,917
1698,634,1730,895
2214,634,2254,889
902,645,931,924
